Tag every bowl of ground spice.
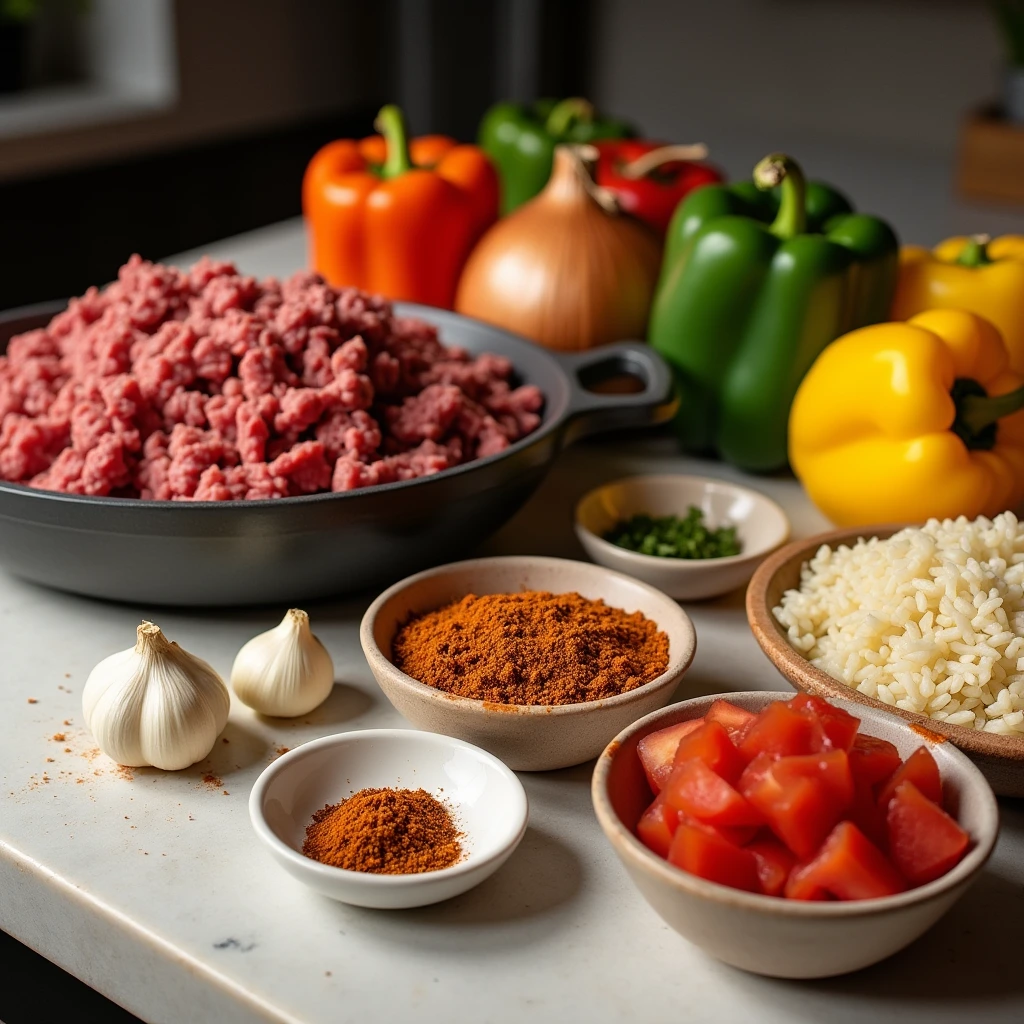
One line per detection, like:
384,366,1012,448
360,556,697,770
575,475,790,600
248,729,528,908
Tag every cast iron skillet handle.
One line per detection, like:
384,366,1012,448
554,341,679,445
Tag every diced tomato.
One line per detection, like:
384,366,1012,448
705,699,756,741
772,750,854,810
783,864,831,900
785,822,906,901
715,824,759,846
787,693,861,751
637,718,705,793
878,746,942,810
662,759,764,828
886,780,970,886
738,753,842,858
747,836,797,897
672,721,747,785
848,777,888,848
849,733,902,788
636,792,680,858
667,820,761,893
739,701,827,761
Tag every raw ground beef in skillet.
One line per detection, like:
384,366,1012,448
0,256,544,500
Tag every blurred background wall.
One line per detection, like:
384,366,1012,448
591,0,1000,153
0,0,1016,310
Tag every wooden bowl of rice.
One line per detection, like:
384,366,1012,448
747,522,1024,797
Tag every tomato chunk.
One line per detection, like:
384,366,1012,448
668,820,761,893
672,721,747,785
785,822,906,901
747,836,797,897
673,814,757,847
637,718,704,793
848,777,888,848
788,693,860,751
739,702,827,761
705,699,756,741
849,733,902,788
636,793,680,858
663,759,764,828
738,753,842,858
878,746,942,810
772,749,854,810
886,780,969,885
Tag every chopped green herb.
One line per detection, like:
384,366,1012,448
604,507,742,560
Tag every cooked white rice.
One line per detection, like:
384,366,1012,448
774,512,1024,735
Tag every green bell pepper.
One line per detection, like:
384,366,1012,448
478,97,634,214
649,153,899,473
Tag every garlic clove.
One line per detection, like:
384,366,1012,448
231,609,335,718
83,622,230,771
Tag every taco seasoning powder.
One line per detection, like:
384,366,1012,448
302,788,462,874
392,590,670,705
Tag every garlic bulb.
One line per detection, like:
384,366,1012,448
455,143,662,351
231,609,334,717
82,622,230,771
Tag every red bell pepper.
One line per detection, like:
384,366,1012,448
593,140,723,236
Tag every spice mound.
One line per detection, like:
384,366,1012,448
302,787,462,874
392,590,670,705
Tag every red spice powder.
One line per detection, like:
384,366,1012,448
302,788,462,874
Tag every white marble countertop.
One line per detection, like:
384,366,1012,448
2,222,1023,1024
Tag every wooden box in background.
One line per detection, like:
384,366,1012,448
957,108,1024,205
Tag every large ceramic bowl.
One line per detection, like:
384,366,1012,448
575,474,789,600
592,691,999,979
0,301,675,605
360,555,698,771
747,527,1024,797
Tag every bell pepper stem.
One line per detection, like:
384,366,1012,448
956,382,1024,439
956,234,994,267
619,143,709,179
374,104,411,179
545,97,595,137
753,153,807,240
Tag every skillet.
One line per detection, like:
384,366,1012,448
0,301,676,605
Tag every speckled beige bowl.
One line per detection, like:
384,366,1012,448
575,474,789,600
360,556,697,771
593,691,999,979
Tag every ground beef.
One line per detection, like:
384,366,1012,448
0,256,544,500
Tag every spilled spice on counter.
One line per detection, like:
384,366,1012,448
392,590,669,705
302,788,462,874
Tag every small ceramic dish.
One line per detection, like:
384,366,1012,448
574,474,790,600
592,691,998,979
360,555,697,771
747,527,1024,797
249,729,528,909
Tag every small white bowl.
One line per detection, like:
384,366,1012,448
592,691,999,979
360,556,697,771
249,729,528,909
575,474,790,600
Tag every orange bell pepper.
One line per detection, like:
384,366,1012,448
303,105,498,309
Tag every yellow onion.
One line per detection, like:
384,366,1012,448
455,144,662,351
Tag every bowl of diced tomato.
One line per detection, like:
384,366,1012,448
591,690,998,979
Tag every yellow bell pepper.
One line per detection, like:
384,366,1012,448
789,309,1024,527
892,234,1024,374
